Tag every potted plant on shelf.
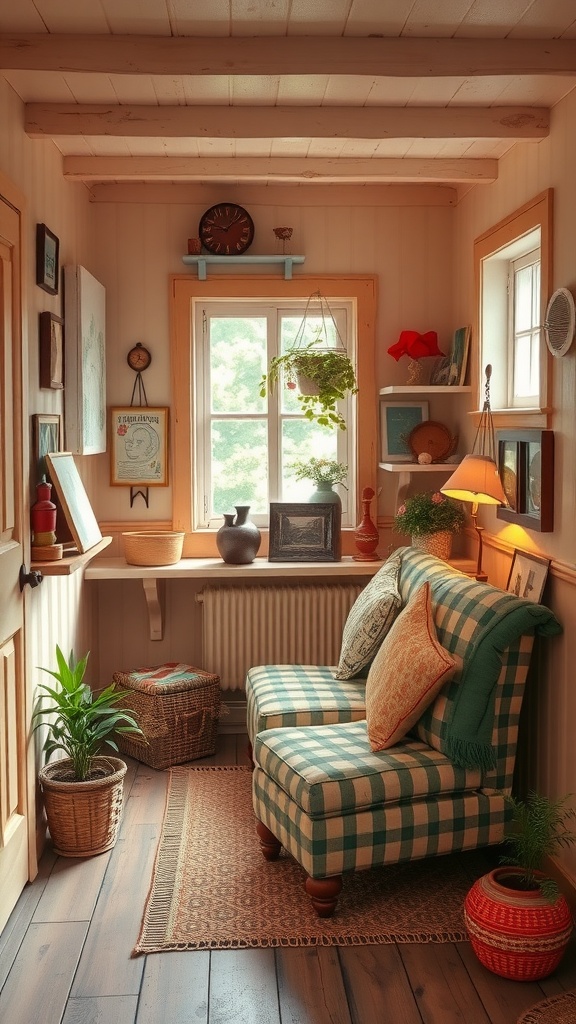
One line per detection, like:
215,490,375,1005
393,491,465,560
259,344,357,430
464,792,576,981
290,457,348,505
32,645,143,857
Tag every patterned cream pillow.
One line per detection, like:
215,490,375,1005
335,551,402,679
365,582,456,750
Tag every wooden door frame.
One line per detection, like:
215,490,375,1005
0,169,37,881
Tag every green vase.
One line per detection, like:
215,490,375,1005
309,480,342,510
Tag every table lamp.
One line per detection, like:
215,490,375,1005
440,365,507,581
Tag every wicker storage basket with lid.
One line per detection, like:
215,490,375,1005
112,662,221,769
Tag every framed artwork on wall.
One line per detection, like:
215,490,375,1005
39,311,64,389
64,265,106,454
447,325,471,386
496,429,554,532
110,407,169,487
45,452,102,554
380,401,429,462
268,502,340,562
36,223,60,295
506,550,551,604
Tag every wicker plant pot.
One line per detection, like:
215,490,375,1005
464,868,574,981
38,756,127,858
411,531,452,560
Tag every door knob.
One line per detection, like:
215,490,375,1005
19,564,44,591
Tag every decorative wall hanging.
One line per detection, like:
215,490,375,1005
380,401,429,461
64,265,106,455
496,429,554,532
36,223,60,295
110,407,169,488
39,311,64,389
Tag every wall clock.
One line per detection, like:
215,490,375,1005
198,203,255,255
127,343,152,372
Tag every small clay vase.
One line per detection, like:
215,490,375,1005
353,486,380,561
309,480,342,511
216,505,261,565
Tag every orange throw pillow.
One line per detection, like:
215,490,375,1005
365,582,456,751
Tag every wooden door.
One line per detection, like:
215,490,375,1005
0,193,34,934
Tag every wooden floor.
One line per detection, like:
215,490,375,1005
1,733,576,1024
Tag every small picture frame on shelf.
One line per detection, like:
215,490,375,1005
447,326,470,386
268,502,340,562
32,413,62,482
380,401,429,462
506,549,551,604
496,429,554,532
36,223,60,295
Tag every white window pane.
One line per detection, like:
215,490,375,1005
515,266,533,333
211,419,268,515
532,262,541,325
281,314,340,352
210,317,267,414
281,419,344,499
514,334,532,396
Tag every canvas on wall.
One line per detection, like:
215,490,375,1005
64,265,106,455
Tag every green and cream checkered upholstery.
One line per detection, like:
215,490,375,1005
252,722,507,877
246,664,367,746
250,547,562,883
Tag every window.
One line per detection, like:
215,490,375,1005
171,276,377,557
195,301,355,528
474,190,552,424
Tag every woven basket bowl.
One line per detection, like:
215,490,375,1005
39,756,127,857
464,868,574,981
122,530,184,566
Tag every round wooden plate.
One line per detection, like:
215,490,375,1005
408,420,455,462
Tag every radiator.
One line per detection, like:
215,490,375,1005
198,583,364,691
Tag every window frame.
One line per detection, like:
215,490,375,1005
474,189,553,429
170,275,377,557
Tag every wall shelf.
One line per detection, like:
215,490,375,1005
379,385,471,395
31,536,112,576
182,254,305,280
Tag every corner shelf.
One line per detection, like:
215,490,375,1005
31,536,112,576
182,254,305,280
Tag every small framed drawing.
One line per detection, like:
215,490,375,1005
506,549,551,604
447,325,471,386
380,401,429,462
268,502,340,562
36,223,60,295
32,413,62,481
496,429,554,532
39,311,64,389
110,407,169,487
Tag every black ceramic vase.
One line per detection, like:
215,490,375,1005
216,505,261,564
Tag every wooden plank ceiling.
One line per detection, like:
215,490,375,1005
1,0,576,192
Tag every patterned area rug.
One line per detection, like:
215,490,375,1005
517,992,576,1024
133,765,487,955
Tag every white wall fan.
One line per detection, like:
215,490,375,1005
544,287,575,357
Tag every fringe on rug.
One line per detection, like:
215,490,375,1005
517,991,576,1024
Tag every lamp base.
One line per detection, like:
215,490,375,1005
472,511,487,582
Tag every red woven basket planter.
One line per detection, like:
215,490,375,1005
464,868,573,981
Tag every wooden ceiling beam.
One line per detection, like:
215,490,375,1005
26,104,548,140
3,34,576,77
63,155,498,184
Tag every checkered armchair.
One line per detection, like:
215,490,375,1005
250,549,562,917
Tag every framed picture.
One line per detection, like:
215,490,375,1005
110,407,169,487
36,223,60,295
39,311,64,389
496,430,554,532
506,549,551,604
269,502,340,562
32,413,62,481
64,265,106,455
447,326,470,386
45,452,102,554
380,401,429,462
430,356,451,386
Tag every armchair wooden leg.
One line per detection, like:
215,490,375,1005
256,820,282,861
247,740,254,766
304,875,343,918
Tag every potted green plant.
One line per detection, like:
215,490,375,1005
290,457,348,505
259,343,357,430
393,490,465,559
32,646,143,857
464,792,576,980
